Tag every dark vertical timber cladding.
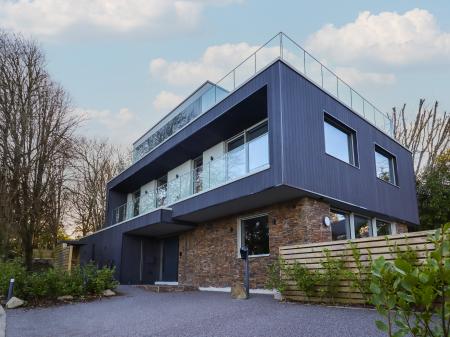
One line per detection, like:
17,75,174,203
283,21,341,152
279,62,419,224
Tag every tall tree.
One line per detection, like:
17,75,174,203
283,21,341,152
0,31,77,268
391,99,449,175
70,138,126,237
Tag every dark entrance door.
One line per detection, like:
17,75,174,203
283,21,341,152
161,236,179,282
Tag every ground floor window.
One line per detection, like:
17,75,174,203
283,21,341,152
239,215,269,256
331,209,395,241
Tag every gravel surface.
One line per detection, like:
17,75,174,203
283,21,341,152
6,285,385,337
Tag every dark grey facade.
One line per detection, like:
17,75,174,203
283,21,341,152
79,60,419,284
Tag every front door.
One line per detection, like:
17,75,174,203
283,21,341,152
161,236,179,282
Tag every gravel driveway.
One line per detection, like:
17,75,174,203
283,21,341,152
6,286,384,337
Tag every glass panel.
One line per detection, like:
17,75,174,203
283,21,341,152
227,144,246,180
351,90,364,117
248,133,269,171
337,79,352,108
354,215,371,239
241,215,269,255
305,53,322,86
156,184,167,207
375,150,392,183
282,37,305,74
322,66,337,97
324,120,351,164
255,35,280,73
209,156,226,188
235,56,255,89
330,210,349,241
376,220,392,236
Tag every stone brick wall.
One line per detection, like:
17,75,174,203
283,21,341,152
395,222,409,234
178,197,331,289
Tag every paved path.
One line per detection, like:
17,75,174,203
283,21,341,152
6,286,384,337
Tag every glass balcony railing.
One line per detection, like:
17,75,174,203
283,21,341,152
112,132,269,225
128,33,393,169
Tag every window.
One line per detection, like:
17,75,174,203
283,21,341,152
324,115,357,166
247,122,269,172
353,215,371,239
330,210,350,241
375,220,392,236
226,120,269,180
240,215,269,256
375,146,397,185
156,175,168,207
227,134,246,180
132,190,140,216
192,156,203,194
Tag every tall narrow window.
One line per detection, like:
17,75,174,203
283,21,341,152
192,156,203,194
324,115,357,166
330,210,350,241
156,175,168,207
240,215,269,256
132,190,140,217
375,146,397,185
247,122,269,171
226,134,246,180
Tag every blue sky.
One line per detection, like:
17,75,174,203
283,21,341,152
1,0,449,146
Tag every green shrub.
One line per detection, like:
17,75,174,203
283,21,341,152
288,261,317,298
266,257,288,294
370,224,450,337
346,242,372,304
0,259,27,298
316,249,346,303
0,260,118,302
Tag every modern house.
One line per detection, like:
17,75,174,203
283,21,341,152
78,33,419,290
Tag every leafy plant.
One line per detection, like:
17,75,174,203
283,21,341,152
288,261,317,298
371,224,450,337
316,249,346,303
266,257,288,295
346,242,373,304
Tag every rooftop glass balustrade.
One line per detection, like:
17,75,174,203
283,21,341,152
129,33,393,167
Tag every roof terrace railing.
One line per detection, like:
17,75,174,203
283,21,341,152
129,32,393,168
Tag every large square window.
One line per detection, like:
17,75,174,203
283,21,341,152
324,115,357,166
330,210,350,241
375,146,397,185
240,215,269,256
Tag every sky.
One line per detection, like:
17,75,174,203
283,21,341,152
1,0,449,147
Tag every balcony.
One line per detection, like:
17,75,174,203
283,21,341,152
113,130,269,225
129,33,393,170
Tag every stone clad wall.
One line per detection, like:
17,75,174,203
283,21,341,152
178,197,331,289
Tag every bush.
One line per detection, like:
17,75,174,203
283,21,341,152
288,261,317,298
370,224,450,337
0,260,118,303
266,257,288,294
316,249,346,303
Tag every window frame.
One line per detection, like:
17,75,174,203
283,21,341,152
323,113,359,168
372,218,396,237
237,213,270,258
330,209,351,241
374,144,398,186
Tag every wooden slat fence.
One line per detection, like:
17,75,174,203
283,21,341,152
279,231,434,305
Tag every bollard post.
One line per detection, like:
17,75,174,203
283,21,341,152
7,278,14,301
239,246,249,299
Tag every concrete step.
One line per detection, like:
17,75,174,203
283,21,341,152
134,284,197,293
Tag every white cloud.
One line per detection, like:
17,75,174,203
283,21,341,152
0,0,241,38
75,107,136,129
149,42,279,88
306,8,450,66
152,91,184,112
335,67,396,86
